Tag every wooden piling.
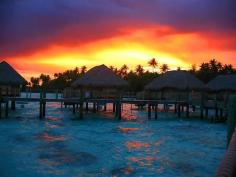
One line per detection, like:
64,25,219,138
115,101,119,117
79,89,84,120
5,101,9,117
118,102,122,120
215,106,219,119
186,104,189,118
73,104,76,114
104,103,107,112
79,102,83,119
154,104,158,119
148,104,151,119
220,108,223,119
174,103,177,113
39,92,43,119
177,103,181,117
85,102,89,112
93,102,96,113
42,101,46,117
11,100,16,110
96,103,99,111
113,102,116,113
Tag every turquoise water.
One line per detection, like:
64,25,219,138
0,93,226,177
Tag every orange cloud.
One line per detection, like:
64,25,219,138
4,24,236,81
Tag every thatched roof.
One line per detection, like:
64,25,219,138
0,61,27,85
72,64,128,88
207,74,236,92
145,70,205,91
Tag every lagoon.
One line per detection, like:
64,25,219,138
0,93,226,177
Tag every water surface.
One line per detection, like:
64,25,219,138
0,93,226,177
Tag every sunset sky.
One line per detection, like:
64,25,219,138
1,0,236,80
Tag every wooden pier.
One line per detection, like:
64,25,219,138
0,95,226,121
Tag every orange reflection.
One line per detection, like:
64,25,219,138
126,141,150,149
118,127,140,133
154,139,165,146
37,132,65,142
129,156,157,167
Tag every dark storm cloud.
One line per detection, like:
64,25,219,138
1,0,236,57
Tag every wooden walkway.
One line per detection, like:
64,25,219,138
0,94,226,121
0,96,192,120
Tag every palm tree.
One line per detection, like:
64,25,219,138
80,65,87,74
148,58,158,72
160,64,169,73
119,64,129,77
30,77,40,88
39,74,51,87
109,65,114,71
135,65,144,75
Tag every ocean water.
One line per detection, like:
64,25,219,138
0,93,226,177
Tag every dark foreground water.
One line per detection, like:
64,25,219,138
0,93,226,177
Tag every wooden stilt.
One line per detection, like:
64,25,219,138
205,108,209,118
93,102,96,113
186,104,189,118
148,104,151,119
73,104,76,114
79,89,84,120
181,105,184,112
39,92,43,119
220,108,223,119
115,101,119,117
42,101,46,117
113,103,116,113
39,102,43,119
5,101,8,117
79,102,83,119
192,106,196,112
178,104,181,117
215,106,219,119
11,100,16,110
86,102,89,112
104,103,107,112
96,103,99,111
155,104,158,119
118,102,122,120
200,107,204,119
174,104,177,113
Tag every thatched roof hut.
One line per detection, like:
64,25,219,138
207,74,236,92
0,61,27,85
72,64,128,89
145,70,205,91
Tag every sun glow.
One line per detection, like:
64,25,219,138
8,24,235,81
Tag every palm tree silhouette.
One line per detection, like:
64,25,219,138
148,58,158,73
160,64,169,73
135,65,144,75
119,64,129,77
81,65,87,74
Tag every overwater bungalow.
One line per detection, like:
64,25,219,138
0,61,27,97
69,64,128,119
206,74,236,119
145,70,205,101
71,64,128,99
144,70,206,116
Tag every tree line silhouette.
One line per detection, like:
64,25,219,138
30,59,235,92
